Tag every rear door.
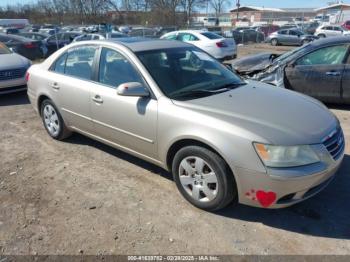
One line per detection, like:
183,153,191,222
278,30,289,44
285,44,349,103
287,30,300,45
47,45,99,132
342,52,350,103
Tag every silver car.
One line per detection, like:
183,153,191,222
0,42,31,94
27,39,344,211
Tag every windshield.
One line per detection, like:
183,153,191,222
137,47,245,100
0,43,11,54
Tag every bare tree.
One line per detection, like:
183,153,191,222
181,0,206,25
210,0,228,17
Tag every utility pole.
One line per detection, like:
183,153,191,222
236,0,240,22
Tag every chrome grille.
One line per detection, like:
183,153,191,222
0,68,26,81
323,128,345,160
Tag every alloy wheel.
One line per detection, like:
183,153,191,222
43,104,60,137
178,156,218,202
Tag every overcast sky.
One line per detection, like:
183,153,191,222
1,0,350,9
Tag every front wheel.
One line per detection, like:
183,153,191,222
172,146,236,211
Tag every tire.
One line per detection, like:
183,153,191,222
40,99,71,140
172,146,236,211
271,38,278,46
318,34,326,38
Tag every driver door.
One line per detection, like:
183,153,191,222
90,47,158,158
285,44,349,103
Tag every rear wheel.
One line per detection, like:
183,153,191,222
271,38,278,46
41,99,71,140
172,146,236,211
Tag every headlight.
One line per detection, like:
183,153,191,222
254,143,320,168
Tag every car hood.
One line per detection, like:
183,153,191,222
232,53,277,74
172,81,337,145
0,53,30,70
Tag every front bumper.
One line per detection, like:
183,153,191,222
0,77,27,94
235,144,344,209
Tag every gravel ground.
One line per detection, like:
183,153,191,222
0,44,349,255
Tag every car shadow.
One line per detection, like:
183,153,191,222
0,90,30,106
64,133,173,182
326,103,350,111
65,133,350,240
215,154,350,240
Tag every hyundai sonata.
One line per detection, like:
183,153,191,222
27,38,344,211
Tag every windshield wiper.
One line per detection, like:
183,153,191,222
171,82,246,99
211,82,246,91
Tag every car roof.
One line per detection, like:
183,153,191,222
0,33,30,42
310,36,350,47
102,37,192,52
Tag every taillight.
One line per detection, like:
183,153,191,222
216,41,228,48
25,72,30,82
24,42,36,48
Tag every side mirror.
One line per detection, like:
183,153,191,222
117,82,150,97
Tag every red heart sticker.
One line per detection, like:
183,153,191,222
256,190,277,208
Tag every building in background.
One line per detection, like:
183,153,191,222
229,6,317,25
316,3,350,23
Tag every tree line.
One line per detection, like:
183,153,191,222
0,0,230,26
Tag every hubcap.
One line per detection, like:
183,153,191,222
43,104,60,137
179,156,218,202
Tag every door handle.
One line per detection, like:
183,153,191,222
51,82,60,90
326,71,341,76
92,95,103,104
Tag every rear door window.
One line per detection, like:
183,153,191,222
296,45,349,65
64,46,98,80
178,33,199,41
52,53,67,74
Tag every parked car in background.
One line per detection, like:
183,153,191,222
343,20,350,30
17,32,49,41
39,28,57,36
16,32,49,57
44,32,81,56
0,33,44,60
266,29,318,46
255,24,280,37
27,39,344,211
313,15,330,23
73,32,127,42
279,24,300,31
232,36,350,104
129,27,158,38
0,27,20,34
224,29,264,44
161,30,237,60
0,42,31,94
315,25,350,38
305,22,320,34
